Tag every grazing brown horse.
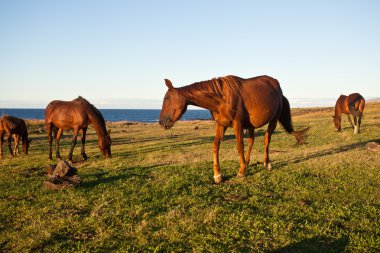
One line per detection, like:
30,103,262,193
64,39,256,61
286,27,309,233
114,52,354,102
0,115,31,158
45,96,111,162
333,93,365,134
159,75,309,183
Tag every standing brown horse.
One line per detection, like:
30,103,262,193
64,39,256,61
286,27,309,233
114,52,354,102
333,93,365,134
0,115,31,158
45,96,111,162
159,75,309,183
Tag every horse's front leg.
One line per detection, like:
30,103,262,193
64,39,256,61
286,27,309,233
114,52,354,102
68,128,80,162
81,127,88,160
213,123,226,184
233,123,247,177
245,128,255,166
0,131,4,158
263,120,277,171
347,114,354,129
47,124,53,160
7,133,14,157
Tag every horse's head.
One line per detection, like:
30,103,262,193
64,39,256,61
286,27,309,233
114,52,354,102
99,129,112,158
22,138,32,154
159,79,187,129
332,115,341,132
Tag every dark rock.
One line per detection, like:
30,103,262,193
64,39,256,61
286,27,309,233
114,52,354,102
194,126,199,130
45,164,56,175
53,160,77,178
43,160,81,190
43,180,71,190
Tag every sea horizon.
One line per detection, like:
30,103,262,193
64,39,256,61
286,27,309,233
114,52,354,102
0,108,212,123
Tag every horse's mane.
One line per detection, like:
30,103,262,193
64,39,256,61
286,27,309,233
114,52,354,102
75,96,106,124
177,75,243,105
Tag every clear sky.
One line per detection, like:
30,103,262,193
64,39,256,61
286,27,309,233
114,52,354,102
1,0,379,108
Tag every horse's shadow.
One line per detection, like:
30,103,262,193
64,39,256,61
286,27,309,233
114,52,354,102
79,164,165,189
274,138,380,169
268,235,349,253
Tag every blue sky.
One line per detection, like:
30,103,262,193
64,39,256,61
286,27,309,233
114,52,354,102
0,1,379,108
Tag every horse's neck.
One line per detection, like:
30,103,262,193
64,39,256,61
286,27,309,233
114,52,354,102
89,112,107,140
178,83,224,111
334,99,343,118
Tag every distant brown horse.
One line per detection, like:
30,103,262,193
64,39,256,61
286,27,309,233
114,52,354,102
333,93,365,134
159,75,309,183
45,96,111,162
0,115,31,158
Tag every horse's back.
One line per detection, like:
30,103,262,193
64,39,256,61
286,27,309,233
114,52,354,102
45,99,91,129
240,76,283,128
0,115,27,135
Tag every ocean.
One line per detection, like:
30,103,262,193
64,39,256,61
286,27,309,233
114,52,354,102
0,109,212,123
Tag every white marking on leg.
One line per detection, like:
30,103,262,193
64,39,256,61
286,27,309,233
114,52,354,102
264,162,272,171
213,174,222,184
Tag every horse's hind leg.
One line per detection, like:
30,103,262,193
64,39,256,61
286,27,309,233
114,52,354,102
68,128,80,162
55,128,63,159
245,128,255,167
357,111,363,133
81,127,88,160
353,113,359,134
263,119,277,171
13,134,20,156
349,109,359,134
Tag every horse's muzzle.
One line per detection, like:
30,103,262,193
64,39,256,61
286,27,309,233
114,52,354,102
159,117,174,130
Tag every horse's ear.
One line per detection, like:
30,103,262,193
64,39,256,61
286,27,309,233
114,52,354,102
164,79,174,90
108,129,111,135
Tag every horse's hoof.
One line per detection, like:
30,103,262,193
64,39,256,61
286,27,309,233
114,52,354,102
214,174,222,184
264,163,272,171
237,172,245,178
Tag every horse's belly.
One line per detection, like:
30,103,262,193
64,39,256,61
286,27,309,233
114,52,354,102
244,98,281,128
249,111,276,128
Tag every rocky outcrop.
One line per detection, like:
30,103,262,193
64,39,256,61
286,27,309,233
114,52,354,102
43,161,81,190
366,142,380,153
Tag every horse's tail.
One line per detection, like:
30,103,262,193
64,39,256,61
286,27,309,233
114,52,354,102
279,95,310,144
359,97,365,114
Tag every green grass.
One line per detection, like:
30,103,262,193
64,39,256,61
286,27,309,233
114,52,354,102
1,104,379,252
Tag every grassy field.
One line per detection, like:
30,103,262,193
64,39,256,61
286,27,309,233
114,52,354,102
0,103,379,252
